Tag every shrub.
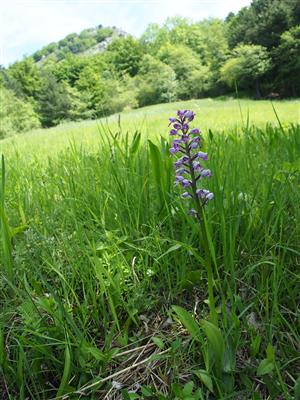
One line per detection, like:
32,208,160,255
0,86,40,138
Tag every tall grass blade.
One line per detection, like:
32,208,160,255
0,155,13,281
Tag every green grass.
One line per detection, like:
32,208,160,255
1,98,299,159
0,99,300,399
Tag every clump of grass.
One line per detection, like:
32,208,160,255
0,120,299,399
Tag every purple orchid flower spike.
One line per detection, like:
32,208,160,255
168,111,217,326
168,110,213,218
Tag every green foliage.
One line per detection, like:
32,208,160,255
225,0,300,95
141,18,228,90
276,26,300,96
2,115,299,397
107,36,144,76
32,25,116,62
136,55,177,106
195,20,229,87
172,306,201,341
226,0,300,49
95,27,114,43
140,22,169,53
63,83,92,120
5,58,42,99
0,86,40,137
37,73,73,127
74,64,109,117
221,44,271,95
105,76,138,112
51,54,88,85
158,44,212,98
74,63,137,117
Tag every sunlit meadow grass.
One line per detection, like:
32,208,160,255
0,98,299,159
0,99,300,399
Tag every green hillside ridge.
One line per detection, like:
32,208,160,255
32,25,128,63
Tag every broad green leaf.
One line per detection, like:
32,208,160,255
295,376,300,400
223,342,236,373
171,338,182,351
172,306,201,341
257,358,274,376
141,386,155,397
148,140,164,184
56,341,71,397
148,140,165,205
122,390,140,400
82,343,106,361
17,343,25,398
151,336,164,349
171,383,182,397
266,343,275,361
182,381,194,396
179,270,202,290
200,320,225,365
193,370,213,393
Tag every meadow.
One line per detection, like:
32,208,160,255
0,99,300,399
1,98,299,158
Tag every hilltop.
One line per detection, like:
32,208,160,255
32,25,128,63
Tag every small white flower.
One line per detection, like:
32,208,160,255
112,380,123,390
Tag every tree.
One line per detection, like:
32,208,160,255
37,73,73,127
141,18,228,94
5,58,42,99
140,23,169,54
220,44,271,97
0,85,40,138
249,0,300,48
140,17,189,54
158,44,212,99
103,75,138,112
276,26,300,96
226,0,300,49
107,36,144,76
51,54,88,85
75,65,110,117
190,20,229,88
135,55,177,106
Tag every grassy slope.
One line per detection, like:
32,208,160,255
1,98,299,158
0,99,300,399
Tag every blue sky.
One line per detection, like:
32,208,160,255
0,0,251,66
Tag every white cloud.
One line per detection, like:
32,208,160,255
0,0,251,66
